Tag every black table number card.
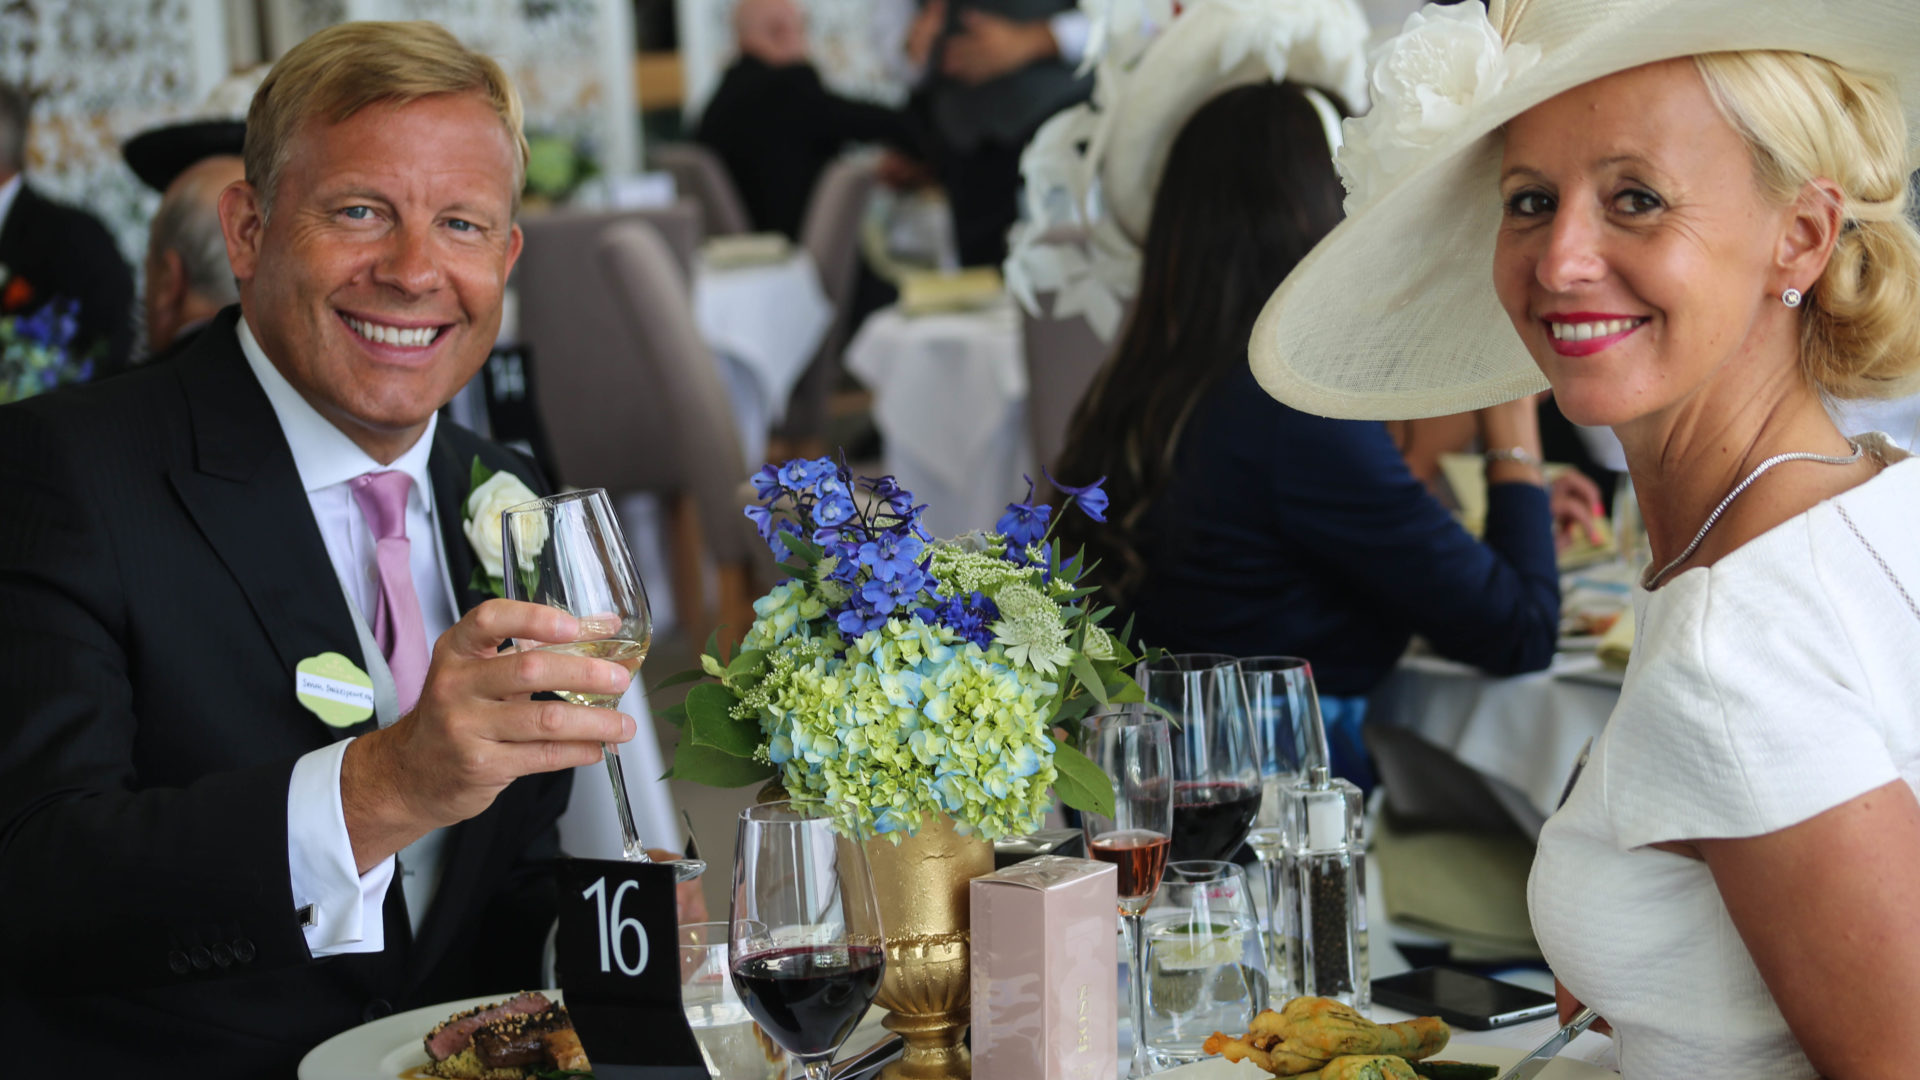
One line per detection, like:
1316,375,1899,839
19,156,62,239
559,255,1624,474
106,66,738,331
555,857,708,1079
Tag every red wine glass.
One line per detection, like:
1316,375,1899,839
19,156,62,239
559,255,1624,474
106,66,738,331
728,801,886,1080
1080,709,1173,1079
1142,654,1262,863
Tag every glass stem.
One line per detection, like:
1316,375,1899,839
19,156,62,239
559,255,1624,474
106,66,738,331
1261,854,1286,1002
1125,910,1152,1078
802,1056,834,1080
601,741,648,862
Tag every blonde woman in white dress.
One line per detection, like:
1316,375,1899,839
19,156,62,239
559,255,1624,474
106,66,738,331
1246,1,1920,1075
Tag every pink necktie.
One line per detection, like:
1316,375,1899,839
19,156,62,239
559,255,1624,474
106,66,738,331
349,471,430,715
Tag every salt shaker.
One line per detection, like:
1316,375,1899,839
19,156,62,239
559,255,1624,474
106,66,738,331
1289,765,1368,1010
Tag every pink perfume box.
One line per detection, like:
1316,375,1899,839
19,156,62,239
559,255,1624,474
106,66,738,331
971,856,1118,1080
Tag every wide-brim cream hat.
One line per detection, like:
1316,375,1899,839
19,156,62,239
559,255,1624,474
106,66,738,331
1249,0,1920,420
1006,0,1371,340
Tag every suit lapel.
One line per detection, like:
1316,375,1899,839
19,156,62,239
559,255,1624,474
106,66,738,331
167,311,374,741
430,433,491,616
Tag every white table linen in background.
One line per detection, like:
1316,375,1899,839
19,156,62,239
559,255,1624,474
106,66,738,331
1370,652,1621,819
845,301,1036,538
691,251,833,447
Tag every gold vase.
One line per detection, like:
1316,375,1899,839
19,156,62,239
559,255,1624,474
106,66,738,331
863,816,994,1080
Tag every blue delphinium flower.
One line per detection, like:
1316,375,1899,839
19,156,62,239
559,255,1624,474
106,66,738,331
995,476,1052,547
1045,468,1109,523
857,532,925,582
749,464,784,500
919,590,999,650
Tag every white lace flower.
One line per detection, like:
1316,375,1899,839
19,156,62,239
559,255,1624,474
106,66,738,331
1335,2,1540,211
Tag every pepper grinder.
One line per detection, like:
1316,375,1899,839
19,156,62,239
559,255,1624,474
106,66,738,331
1289,765,1368,1010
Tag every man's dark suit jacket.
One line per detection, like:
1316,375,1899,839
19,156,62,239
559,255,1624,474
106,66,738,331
696,56,921,239
0,307,571,1076
0,182,136,378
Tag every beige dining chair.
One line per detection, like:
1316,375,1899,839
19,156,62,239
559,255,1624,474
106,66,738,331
650,142,753,238
515,211,761,649
776,152,881,455
1021,290,1126,476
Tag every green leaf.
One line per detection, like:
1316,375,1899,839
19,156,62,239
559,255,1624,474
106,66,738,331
657,701,688,728
1049,736,1115,819
666,740,776,787
1071,652,1108,707
467,565,493,596
705,627,724,665
652,668,706,692
725,649,768,687
685,683,761,757
700,653,726,678
465,456,495,521
777,530,825,565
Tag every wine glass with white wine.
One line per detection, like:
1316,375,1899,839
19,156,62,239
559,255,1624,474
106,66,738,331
501,489,702,881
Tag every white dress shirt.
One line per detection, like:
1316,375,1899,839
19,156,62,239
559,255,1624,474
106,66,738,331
237,318,459,956
0,173,22,242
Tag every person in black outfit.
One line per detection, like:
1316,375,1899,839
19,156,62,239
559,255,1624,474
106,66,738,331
697,0,922,239
1053,85,1597,782
908,0,1090,265
0,24,679,1075
0,80,136,381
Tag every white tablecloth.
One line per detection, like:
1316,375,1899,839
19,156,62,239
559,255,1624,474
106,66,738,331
1370,651,1622,818
692,251,833,467
844,300,1035,538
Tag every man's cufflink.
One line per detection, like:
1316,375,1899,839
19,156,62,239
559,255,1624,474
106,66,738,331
297,904,317,929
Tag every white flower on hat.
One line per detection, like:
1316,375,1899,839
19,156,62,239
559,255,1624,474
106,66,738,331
1335,2,1540,211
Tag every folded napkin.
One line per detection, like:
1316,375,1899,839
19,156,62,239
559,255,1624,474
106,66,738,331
1597,603,1635,669
899,267,1005,315
700,231,792,270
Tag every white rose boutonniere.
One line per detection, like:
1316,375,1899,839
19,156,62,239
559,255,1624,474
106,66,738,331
461,458,543,597
1334,1,1539,211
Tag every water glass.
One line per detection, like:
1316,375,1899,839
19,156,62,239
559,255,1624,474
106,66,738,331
679,922,786,1080
1239,656,1329,1002
1141,861,1267,1071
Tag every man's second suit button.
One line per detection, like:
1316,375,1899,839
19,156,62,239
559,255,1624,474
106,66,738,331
210,942,234,967
189,946,212,970
167,950,191,975
233,937,256,963
364,999,393,1022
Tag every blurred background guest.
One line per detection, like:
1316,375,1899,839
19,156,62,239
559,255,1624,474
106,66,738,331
907,0,1090,265
698,0,924,239
1050,81,1586,783
134,155,244,365
122,68,259,364
0,79,135,384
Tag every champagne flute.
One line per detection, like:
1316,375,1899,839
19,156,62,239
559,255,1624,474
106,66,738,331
729,801,887,1080
501,489,702,880
1141,655,1262,863
1239,657,1329,1002
1080,709,1173,1079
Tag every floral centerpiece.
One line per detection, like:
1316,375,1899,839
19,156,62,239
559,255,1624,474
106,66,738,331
1,268,99,404
664,456,1143,836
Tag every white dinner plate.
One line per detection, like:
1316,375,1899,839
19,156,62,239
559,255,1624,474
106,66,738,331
1158,1044,1614,1078
298,989,565,1080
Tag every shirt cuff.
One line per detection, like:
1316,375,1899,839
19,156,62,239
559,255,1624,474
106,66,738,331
288,738,394,957
1048,10,1090,65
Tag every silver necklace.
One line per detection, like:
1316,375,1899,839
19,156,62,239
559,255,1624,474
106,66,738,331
1643,441,1864,589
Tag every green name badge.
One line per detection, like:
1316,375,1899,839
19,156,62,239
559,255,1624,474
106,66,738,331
295,652,376,727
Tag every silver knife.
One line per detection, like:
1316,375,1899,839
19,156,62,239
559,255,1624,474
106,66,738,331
1497,1006,1599,1080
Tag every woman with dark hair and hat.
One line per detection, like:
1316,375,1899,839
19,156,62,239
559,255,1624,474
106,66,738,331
1012,0,1595,771
1255,0,1920,1072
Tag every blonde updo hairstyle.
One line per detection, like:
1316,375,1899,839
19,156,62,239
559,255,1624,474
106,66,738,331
1695,51,1920,401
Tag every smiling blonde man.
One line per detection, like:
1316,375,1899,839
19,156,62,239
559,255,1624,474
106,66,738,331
0,23,639,1075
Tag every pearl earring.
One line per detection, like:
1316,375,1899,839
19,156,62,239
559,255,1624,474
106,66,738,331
1782,287,1804,308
